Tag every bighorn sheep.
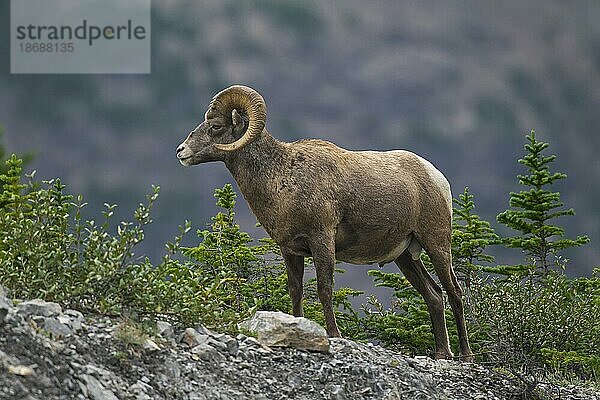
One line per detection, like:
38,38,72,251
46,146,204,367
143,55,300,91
176,85,473,361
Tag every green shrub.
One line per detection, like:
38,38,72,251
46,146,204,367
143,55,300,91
0,153,160,310
470,271,600,380
540,348,600,381
356,270,440,355
175,183,284,330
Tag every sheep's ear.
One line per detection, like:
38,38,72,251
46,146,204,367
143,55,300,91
231,109,243,127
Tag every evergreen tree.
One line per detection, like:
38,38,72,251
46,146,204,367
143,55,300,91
496,131,589,273
0,127,33,195
451,187,499,293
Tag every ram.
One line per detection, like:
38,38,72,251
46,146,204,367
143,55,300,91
176,85,473,361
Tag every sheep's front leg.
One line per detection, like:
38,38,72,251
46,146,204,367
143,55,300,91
309,233,341,337
282,249,304,317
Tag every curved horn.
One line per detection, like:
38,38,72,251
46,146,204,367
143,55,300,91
211,85,267,152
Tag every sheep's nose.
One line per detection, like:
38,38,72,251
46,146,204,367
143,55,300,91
176,144,185,154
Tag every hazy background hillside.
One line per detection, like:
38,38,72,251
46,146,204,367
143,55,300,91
1,0,599,285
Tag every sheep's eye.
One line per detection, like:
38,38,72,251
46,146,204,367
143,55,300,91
210,124,223,131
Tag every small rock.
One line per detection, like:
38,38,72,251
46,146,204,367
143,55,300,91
43,317,72,338
239,311,330,352
287,374,302,389
0,349,20,366
221,337,239,356
17,299,62,318
241,336,259,348
206,337,227,351
329,384,345,400
143,338,160,352
8,364,35,376
162,359,181,379
156,321,174,338
182,328,209,347
130,379,153,396
191,343,224,363
63,309,84,331
82,364,112,380
196,325,219,337
79,374,119,400
257,346,273,354
317,363,333,383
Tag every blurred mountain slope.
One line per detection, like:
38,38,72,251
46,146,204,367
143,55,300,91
1,0,599,272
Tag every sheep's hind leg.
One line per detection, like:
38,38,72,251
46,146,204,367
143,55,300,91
282,250,305,317
394,251,454,359
426,246,474,362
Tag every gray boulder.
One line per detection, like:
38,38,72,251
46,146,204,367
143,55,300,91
62,309,84,331
156,320,174,338
78,374,118,400
239,311,330,353
43,317,72,338
16,299,62,318
191,343,224,363
182,327,209,347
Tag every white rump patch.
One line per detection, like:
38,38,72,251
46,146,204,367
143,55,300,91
416,155,452,212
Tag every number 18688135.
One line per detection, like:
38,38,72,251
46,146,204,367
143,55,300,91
19,42,74,53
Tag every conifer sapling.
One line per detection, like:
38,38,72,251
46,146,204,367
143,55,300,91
496,131,589,273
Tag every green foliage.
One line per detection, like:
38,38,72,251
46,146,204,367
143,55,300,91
470,271,600,380
114,319,150,348
0,154,159,308
178,183,283,330
452,187,499,271
540,348,600,380
451,187,499,294
0,127,33,196
497,131,589,273
0,154,28,210
0,155,254,329
324,267,439,356
359,270,440,355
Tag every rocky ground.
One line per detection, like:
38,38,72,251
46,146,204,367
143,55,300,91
1,287,598,400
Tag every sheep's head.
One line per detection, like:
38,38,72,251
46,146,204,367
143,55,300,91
176,85,267,166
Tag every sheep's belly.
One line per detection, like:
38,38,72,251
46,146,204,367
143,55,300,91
337,235,422,265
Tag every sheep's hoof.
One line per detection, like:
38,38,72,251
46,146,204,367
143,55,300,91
458,353,474,363
434,351,454,360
